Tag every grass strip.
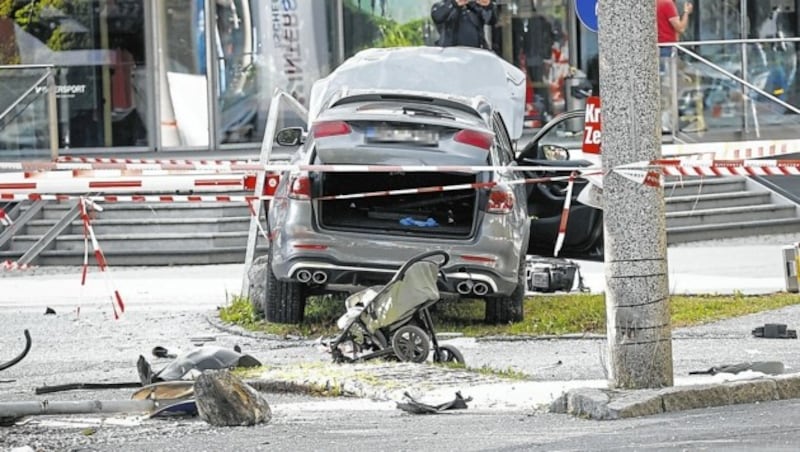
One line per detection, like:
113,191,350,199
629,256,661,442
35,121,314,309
220,292,800,338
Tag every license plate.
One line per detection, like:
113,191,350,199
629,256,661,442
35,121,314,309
365,127,439,145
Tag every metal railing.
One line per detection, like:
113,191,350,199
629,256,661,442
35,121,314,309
660,37,800,141
0,64,59,159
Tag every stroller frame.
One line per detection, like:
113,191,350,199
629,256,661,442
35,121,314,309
328,251,464,365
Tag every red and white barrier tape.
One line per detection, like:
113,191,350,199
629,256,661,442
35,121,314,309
315,172,601,202
617,159,800,186
79,197,125,319
1,160,600,174
662,139,800,160
553,172,577,257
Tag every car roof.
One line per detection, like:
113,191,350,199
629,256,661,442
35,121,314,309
307,47,526,140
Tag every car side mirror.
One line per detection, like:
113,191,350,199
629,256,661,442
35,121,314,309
275,127,305,146
541,144,570,161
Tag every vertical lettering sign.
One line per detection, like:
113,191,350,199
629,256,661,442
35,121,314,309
582,96,601,155
263,0,323,106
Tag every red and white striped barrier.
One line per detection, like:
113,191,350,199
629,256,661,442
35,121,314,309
56,156,256,166
0,174,251,195
1,160,258,173
0,193,268,203
553,173,577,257
79,198,125,320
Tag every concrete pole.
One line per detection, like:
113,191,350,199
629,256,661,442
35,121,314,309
597,0,673,389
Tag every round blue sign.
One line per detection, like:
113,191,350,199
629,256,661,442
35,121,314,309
575,0,598,33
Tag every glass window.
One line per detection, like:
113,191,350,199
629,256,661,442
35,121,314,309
0,0,148,150
159,0,208,147
341,0,436,58
493,0,571,128
671,0,800,140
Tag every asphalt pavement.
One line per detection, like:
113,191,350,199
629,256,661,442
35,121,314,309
1,233,800,449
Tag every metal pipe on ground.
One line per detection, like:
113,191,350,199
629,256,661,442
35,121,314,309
0,399,155,422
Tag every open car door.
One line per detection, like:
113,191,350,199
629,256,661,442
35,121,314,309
242,90,309,294
516,107,604,261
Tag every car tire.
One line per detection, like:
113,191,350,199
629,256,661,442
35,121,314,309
264,248,307,324
484,256,525,324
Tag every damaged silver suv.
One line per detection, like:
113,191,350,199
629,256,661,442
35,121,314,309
262,47,531,325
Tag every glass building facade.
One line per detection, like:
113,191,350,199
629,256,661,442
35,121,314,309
0,0,797,156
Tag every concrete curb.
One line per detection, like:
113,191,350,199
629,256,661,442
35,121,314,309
550,373,800,420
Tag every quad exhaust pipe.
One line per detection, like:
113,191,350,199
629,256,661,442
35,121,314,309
473,282,489,296
456,279,491,296
312,270,328,284
295,269,328,284
456,280,473,295
296,269,312,283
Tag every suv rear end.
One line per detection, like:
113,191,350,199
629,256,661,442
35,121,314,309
264,93,529,324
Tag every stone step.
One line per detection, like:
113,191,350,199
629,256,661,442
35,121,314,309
30,202,252,220
8,231,252,252
0,245,269,266
665,204,797,228
24,217,251,235
663,178,747,197
666,217,800,244
664,191,772,213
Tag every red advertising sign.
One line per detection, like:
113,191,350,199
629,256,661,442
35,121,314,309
582,96,601,155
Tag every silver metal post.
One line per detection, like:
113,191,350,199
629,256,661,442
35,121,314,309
204,0,218,149
669,48,679,133
47,68,58,160
740,0,749,135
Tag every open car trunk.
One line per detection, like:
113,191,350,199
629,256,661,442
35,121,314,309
317,172,481,238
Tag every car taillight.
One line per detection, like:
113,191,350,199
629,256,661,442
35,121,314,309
487,185,514,214
312,121,351,139
453,129,493,150
289,174,311,199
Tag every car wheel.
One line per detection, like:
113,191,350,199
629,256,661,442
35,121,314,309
264,248,307,324
433,344,465,365
391,325,431,363
484,256,525,324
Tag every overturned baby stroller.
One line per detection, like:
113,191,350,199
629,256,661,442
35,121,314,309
327,251,464,365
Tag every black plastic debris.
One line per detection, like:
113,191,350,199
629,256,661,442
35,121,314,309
752,323,797,339
152,346,178,359
396,391,472,415
0,330,31,372
138,346,262,385
689,361,785,376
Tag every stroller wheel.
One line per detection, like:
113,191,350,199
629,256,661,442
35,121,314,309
391,325,430,363
433,344,465,365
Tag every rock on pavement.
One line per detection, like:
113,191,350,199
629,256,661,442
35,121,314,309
195,370,272,426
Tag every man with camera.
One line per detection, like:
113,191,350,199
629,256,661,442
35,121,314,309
431,0,497,49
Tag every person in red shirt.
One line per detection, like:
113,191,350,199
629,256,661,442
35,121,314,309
658,0,693,133
657,0,693,56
